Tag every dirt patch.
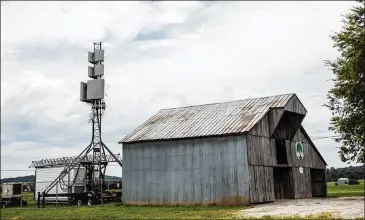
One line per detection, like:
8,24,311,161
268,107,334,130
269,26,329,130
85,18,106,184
239,197,364,219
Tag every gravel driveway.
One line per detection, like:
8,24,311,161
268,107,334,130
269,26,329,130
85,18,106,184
239,197,364,219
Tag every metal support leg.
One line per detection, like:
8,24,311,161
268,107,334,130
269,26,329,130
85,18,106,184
56,180,59,207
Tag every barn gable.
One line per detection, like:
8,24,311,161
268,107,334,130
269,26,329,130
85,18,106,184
248,94,306,138
246,97,326,166
292,126,327,167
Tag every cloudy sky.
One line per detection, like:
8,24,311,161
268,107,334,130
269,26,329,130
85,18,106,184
1,1,361,178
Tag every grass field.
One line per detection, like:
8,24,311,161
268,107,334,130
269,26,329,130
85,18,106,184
1,203,246,219
327,179,364,198
1,180,363,219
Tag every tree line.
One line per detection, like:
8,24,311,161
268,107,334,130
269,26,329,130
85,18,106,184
326,165,364,182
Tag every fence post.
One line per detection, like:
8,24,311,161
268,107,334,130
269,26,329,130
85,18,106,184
100,178,103,205
20,185,23,208
37,192,41,208
42,192,45,208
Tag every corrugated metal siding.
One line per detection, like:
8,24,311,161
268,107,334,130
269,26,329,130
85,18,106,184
122,135,250,205
35,167,86,201
121,94,305,143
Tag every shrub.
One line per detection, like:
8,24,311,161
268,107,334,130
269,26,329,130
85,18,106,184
348,179,360,185
335,182,338,186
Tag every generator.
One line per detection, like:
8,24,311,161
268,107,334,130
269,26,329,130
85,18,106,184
1,182,28,208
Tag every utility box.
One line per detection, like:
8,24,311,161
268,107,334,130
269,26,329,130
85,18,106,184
1,183,22,199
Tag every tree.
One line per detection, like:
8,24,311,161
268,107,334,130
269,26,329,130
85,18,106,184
324,0,365,163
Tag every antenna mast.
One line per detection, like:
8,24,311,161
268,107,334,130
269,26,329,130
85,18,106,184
41,42,123,205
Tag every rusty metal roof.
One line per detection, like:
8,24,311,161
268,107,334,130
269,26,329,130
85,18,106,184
120,93,298,143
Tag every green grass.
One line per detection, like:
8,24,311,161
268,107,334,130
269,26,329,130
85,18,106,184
1,203,247,219
1,180,362,219
327,179,364,198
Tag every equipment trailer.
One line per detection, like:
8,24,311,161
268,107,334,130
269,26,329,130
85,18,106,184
1,182,28,208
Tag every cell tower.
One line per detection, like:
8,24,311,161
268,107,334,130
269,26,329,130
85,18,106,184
39,42,123,205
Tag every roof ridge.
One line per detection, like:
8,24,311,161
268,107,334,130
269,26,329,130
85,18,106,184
160,93,295,111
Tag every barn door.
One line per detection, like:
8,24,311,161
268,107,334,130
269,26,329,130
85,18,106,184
310,169,326,197
273,167,294,199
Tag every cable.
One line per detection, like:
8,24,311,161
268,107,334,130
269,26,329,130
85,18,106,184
59,163,82,191
311,135,341,140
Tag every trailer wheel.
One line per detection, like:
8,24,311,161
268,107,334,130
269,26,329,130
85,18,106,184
1,203,6,208
77,200,82,206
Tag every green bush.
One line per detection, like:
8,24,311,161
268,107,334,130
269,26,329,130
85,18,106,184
348,179,360,185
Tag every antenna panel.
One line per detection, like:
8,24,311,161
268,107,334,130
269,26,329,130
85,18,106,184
86,79,105,100
88,66,96,78
80,82,88,102
88,52,94,63
94,64,104,76
94,50,104,62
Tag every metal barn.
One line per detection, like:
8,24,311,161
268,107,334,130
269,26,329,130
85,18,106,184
119,93,327,205
337,178,349,185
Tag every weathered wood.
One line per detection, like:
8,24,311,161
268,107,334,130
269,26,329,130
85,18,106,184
292,167,312,199
123,94,327,206
246,135,275,166
284,95,307,115
273,167,294,199
272,111,305,140
249,165,275,203
290,129,326,169
268,108,285,136
310,169,327,197
249,113,270,137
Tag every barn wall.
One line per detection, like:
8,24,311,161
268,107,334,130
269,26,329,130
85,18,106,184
246,135,276,166
122,135,250,205
292,167,312,198
247,108,326,201
249,113,270,137
249,165,275,203
248,109,326,170
268,108,285,136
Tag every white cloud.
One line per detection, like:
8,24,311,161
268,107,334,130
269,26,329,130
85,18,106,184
1,1,361,178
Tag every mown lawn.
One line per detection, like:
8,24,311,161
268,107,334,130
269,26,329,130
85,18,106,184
1,203,246,220
2,205,364,220
2,180,363,219
327,179,364,198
